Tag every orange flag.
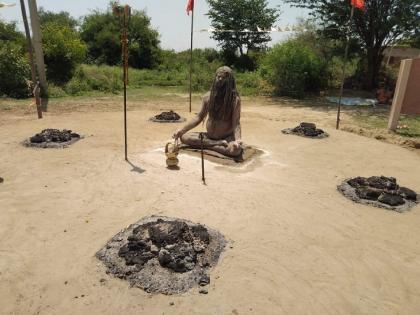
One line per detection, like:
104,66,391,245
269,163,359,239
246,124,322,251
351,0,365,10
186,0,194,15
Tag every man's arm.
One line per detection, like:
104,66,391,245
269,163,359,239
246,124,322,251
173,95,209,139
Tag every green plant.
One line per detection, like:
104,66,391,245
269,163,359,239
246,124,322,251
42,22,87,84
0,42,30,98
64,65,123,95
261,40,327,98
80,2,161,69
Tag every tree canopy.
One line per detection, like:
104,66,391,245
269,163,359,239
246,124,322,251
207,0,279,56
41,22,87,83
80,3,161,69
283,0,420,89
38,7,79,30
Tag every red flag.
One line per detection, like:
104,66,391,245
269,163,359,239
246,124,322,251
186,0,194,15
351,0,365,10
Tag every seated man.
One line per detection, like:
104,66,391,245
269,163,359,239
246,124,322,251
173,66,242,157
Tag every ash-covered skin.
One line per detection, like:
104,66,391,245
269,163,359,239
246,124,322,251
282,122,329,138
96,216,226,294
23,129,82,148
338,176,419,212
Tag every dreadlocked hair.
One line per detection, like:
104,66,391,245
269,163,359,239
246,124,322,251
207,67,238,121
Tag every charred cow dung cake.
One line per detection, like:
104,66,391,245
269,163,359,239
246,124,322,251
23,129,82,148
338,176,419,212
150,111,186,123
282,122,329,139
96,216,226,294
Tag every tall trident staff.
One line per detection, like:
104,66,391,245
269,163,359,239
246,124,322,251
336,0,365,129
186,0,195,113
113,3,131,161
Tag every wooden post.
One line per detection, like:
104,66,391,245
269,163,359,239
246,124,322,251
200,132,205,184
27,0,47,99
189,7,194,113
388,59,413,131
20,0,41,118
336,6,355,130
122,5,130,161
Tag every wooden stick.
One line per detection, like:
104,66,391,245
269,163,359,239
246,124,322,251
336,5,355,130
200,132,205,184
189,8,194,113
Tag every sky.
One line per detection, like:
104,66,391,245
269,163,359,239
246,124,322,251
0,0,308,51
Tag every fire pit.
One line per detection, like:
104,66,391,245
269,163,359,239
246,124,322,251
338,176,419,212
23,129,82,148
149,110,186,123
96,216,226,294
282,122,328,138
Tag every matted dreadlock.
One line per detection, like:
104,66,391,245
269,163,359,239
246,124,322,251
207,66,238,121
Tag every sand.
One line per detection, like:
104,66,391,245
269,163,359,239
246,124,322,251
1,96,420,314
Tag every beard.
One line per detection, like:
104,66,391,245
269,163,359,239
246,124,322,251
215,78,226,90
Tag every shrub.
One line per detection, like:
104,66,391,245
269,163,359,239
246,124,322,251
261,40,328,98
64,65,122,95
80,4,161,69
0,42,30,98
47,83,67,98
42,22,87,84
236,71,264,96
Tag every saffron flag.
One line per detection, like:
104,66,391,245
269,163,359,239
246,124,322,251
351,0,365,10
186,0,194,15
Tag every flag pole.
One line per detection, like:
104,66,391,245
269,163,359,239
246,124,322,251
336,5,355,130
189,5,194,113
123,11,128,161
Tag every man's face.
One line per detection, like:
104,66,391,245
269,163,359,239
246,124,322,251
215,70,229,89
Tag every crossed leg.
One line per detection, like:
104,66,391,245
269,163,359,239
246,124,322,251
180,132,242,157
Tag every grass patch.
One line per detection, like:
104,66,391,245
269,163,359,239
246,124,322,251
351,109,420,138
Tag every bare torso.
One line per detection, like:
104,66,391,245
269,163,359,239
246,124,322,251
202,92,240,140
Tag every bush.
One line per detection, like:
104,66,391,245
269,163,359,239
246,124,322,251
64,65,122,95
261,40,328,98
0,42,30,98
328,56,359,89
47,83,67,98
236,71,264,95
42,22,87,84
80,4,161,69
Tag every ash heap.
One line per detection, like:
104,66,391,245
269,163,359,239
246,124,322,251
150,110,185,123
96,216,226,294
282,122,328,138
338,176,419,212
24,129,82,148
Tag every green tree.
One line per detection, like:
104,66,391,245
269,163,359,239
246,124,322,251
41,22,87,84
38,7,79,30
283,0,419,90
261,40,328,97
207,0,279,57
0,42,30,98
80,3,161,68
0,19,25,49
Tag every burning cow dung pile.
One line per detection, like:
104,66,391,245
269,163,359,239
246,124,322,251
96,216,226,294
282,122,328,138
150,110,186,123
338,176,419,212
23,129,82,148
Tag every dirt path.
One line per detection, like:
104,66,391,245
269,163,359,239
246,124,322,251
1,97,420,314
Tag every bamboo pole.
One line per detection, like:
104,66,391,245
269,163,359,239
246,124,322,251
336,6,355,130
20,0,41,118
189,7,194,113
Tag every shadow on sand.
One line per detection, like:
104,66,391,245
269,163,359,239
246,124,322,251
126,159,146,174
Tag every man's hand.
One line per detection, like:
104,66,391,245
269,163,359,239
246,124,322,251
173,129,185,140
231,140,242,150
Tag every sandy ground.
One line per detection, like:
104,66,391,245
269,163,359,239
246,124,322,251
1,96,420,315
